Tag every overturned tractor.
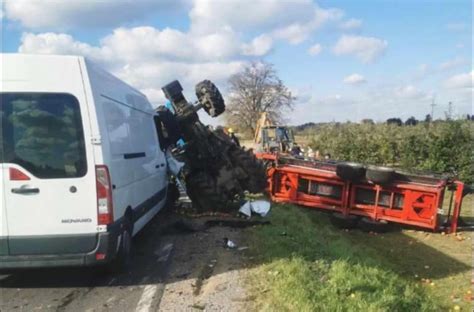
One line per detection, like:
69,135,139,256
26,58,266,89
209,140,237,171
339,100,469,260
157,80,266,212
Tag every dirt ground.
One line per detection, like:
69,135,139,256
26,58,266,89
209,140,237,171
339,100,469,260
158,216,254,311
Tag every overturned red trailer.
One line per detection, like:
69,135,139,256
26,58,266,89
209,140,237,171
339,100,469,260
262,155,467,233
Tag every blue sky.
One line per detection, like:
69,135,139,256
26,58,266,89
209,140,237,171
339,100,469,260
1,0,472,125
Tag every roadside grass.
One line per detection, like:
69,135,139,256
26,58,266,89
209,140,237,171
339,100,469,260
245,195,473,311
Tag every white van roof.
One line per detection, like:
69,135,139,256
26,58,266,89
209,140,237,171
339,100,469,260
1,53,152,112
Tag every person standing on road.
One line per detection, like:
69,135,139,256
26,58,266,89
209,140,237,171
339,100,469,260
228,128,240,147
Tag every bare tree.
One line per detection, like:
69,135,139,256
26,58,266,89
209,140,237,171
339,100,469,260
225,61,295,134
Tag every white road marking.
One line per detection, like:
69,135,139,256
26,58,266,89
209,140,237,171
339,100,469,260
135,285,158,312
136,242,173,311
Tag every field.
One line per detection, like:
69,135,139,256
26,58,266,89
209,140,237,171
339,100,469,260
244,195,473,311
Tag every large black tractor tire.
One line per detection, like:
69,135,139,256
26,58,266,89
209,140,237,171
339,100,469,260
366,166,395,185
358,217,389,233
336,162,366,182
228,147,267,194
329,213,359,229
185,171,231,212
195,80,225,118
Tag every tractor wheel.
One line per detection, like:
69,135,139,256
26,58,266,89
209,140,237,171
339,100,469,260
358,217,389,233
228,147,267,194
185,171,231,212
366,166,395,185
336,162,366,182
195,80,225,118
329,213,359,229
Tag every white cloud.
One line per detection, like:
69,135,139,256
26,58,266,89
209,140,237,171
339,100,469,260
394,85,425,99
190,0,343,39
5,0,187,29
443,71,474,89
308,43,322,56
19,32,105,58
343,73,366,85
446,22,468,32
272,5,343,44
339,18,362,30
242,34,273,56
333,35,388,63
439,57,467,71
18,29,249,108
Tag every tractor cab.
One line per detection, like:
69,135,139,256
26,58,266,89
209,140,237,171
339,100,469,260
260,126,295,153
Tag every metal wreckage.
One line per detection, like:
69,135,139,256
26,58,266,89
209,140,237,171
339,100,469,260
155,80,267,212
155,80,471,234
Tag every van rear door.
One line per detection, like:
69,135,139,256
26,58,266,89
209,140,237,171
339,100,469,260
1,93,98,255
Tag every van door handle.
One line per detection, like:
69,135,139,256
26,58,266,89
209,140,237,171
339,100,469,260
11,187,40,194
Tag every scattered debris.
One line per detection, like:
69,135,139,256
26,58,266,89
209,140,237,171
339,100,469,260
237,246,249,251
239,201,252,217
251,200,271,217
190,303,206,310
239,200,272,218
224,238,237,249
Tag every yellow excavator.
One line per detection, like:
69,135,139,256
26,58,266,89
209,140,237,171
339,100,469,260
254,112,296,155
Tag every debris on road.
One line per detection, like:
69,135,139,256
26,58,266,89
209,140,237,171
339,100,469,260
250,200,271,217
239,200,272,218
224,238,237,249
239,201,252,217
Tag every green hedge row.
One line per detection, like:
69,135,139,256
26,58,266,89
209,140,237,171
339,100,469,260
305,121,473,184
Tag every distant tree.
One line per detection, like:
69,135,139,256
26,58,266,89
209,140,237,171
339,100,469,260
405,116,418,126
225,61,295,134
386,118,402,126
424,114,432,123
361,119,375,125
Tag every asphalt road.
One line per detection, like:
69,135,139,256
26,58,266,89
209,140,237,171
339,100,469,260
0,213,176,312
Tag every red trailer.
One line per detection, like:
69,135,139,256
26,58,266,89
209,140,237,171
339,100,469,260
263,155,467,233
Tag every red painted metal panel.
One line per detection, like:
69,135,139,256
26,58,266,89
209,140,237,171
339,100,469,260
266,158,462,233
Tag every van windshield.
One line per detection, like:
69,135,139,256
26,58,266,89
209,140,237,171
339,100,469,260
0,93,87,179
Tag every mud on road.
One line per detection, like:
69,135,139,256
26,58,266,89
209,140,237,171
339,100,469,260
0,211,254,312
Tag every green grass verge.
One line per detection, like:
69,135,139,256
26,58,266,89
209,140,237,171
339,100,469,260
245,199,473,311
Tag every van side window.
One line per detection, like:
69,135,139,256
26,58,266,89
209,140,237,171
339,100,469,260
0,93,87,179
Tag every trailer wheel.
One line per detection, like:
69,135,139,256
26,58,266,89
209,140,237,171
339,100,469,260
329,213,359,229
358,217,389,233
185,171,231,212
228,147,267,194
336,162,366,182
366,166,395,185
195,80,225,118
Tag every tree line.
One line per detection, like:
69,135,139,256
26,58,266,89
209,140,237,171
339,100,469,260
304,120,473,184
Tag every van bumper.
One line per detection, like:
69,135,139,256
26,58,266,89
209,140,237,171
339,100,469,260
0,231,119,269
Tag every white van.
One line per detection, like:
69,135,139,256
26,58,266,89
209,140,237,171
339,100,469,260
0,54,168,270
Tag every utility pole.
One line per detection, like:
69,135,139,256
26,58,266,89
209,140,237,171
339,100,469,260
447,101,454,120
430,97,436,122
